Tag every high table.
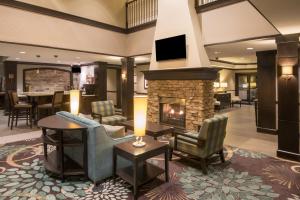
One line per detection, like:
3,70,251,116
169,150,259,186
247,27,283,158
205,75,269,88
38,115,88,180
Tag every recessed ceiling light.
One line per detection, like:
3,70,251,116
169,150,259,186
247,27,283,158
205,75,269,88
246,47,254,50
57,60,61,63
15,58,20,60
214,51,221,54
19,51,26,54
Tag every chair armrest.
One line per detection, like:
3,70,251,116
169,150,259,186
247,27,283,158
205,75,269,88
174,132,205,147
174,132,198,139
91,112,102,123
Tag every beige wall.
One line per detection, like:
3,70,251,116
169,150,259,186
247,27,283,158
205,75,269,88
126,27,155,56
150,0,210,70
18,0,127,28
135,64,150,94
200,1,278,45
0,5,127,56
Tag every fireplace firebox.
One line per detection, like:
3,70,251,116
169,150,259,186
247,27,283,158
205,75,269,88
159,97,186,129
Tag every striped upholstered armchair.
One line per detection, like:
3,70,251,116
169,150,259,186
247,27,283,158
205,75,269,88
169,115,228,174
91,100,127,125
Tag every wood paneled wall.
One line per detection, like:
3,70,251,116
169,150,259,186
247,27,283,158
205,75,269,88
276,34,300,161
256,50,277,134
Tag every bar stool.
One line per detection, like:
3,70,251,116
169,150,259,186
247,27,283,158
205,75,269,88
7,91,33,130
37,91,64,120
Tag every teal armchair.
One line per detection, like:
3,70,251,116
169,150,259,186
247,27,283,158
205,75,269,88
169,115,228,174
56,111,134,184
91,100,127,125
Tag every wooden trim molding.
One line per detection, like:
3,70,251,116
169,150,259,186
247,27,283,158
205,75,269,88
17,61,71,67
0,0,126,33
205,34,279,47
144,68,219,80
0,0,156,34
210,59,257,66
196,0,246,13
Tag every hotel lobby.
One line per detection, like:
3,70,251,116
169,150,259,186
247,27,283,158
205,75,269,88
0,0,299,199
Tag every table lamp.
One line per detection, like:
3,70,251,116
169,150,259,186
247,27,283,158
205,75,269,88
70,90,80,115
133,95,148,147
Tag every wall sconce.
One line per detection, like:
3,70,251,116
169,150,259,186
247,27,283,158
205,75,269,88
70,90,80,115
121,72,126,80
133,95,148,148
281,65,293,76
8,74,14,79
213,82,220,88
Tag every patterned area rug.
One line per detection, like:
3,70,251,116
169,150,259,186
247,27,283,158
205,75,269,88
0,138,299,200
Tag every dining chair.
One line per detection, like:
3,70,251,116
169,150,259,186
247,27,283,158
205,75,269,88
37,91,64,120
7,91,33,130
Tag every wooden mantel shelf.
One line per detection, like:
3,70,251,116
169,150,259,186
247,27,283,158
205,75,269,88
143,67,219,80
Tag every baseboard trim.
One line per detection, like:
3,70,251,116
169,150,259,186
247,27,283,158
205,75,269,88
277,150,300,162
256,127,277,135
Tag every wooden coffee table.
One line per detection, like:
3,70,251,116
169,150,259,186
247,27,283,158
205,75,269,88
121,120,174,140
113,136,169,200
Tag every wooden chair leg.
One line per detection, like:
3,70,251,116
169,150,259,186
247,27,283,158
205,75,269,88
7,111,11,127
10,110,15,130
219,149,225,163
200,158,207,175
169,148,173,161
26,110,29,126
29,108,33,128
15,110,19,127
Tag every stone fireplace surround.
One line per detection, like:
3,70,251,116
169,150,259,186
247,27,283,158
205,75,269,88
144,68,218,132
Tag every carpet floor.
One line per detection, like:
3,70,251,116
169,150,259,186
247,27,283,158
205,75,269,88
0,138,299,200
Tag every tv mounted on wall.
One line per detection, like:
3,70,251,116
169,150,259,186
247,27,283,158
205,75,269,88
155,34,186,61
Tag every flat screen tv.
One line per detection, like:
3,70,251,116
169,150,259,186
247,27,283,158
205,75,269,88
155,35,186,61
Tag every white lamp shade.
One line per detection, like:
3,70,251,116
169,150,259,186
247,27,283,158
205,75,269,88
282,65,293,75
220,82,228,88
70,90,80,115
134,96,148,137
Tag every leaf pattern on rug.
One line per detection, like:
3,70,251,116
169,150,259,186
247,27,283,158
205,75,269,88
178,166,279,200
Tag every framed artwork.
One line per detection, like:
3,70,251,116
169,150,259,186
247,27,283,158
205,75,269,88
144,79,148,89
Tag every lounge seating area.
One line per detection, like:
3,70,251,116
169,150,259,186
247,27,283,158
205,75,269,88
0,0,299,199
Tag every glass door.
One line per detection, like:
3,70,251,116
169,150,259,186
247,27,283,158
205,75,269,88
236,73,257,104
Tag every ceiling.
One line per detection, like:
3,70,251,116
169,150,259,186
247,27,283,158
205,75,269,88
0,38,278,67
0,42,150,66
205,38,277,63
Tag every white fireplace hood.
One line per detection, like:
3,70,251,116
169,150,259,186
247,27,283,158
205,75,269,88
149,0,211,70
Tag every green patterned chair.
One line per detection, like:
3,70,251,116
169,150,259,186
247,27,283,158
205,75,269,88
91,100,127,125
169,115,228,174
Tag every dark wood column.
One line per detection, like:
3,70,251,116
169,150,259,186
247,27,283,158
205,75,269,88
116,68,122,108
256,50,277,134
3,61,17,113
121,57,134,120
276,34,300,161
94,62,107,101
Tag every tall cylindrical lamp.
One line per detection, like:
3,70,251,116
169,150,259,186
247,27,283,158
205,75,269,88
133,95,148,147
70,90,80,115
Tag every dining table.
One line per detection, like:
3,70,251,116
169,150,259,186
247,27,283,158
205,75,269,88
19,91,70,124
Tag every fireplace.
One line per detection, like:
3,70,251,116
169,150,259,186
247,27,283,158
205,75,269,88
159,97,186,129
